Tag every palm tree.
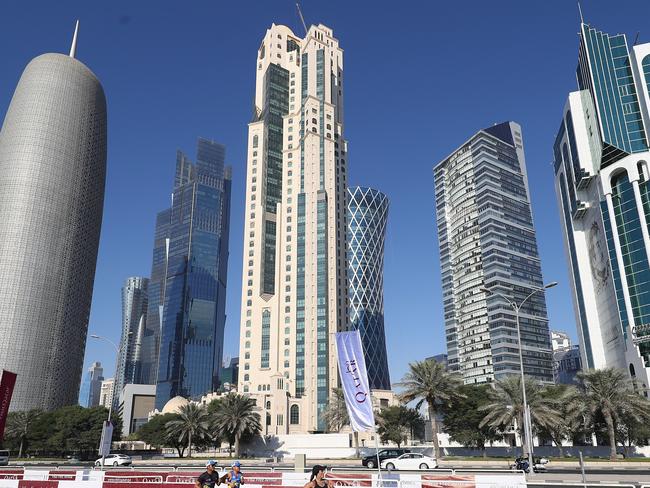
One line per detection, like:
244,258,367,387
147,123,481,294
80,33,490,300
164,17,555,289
210,393,261,457
322,388,349,432
537,384,581,457
5,410,42,458
479,376,564,457
396,359,464,459
578,368,650,461
165,403,210,458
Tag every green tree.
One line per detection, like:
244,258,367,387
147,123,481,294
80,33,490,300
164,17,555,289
441,385,502,458
376,406,424,448
578,368,650,460
210,393,261,457
134,413,180,449
4,410,42,458
616,409,650,457
396,358,464,459
479,376,563,458
322,388,349,432
535,384,581,457
165,403,210,458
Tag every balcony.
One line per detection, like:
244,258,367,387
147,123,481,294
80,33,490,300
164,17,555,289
572,201,588,219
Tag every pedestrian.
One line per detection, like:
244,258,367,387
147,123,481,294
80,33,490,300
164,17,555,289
221,460,245,488
196,460,221,488
303,465,333,488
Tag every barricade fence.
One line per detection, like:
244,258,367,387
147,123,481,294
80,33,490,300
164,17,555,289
0,469,527,488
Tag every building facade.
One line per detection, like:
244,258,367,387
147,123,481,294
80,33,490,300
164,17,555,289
553,23,650,392
114,277,149,407
99,378,115,408
79,362,104,408
0,39,107,411
118,384,156,436
347,186,391,390
551,330,572,352
238,23,349,433
434,121,554,384
153,139,232,409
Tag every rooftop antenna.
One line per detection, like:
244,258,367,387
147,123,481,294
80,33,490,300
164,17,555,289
634,32,641,45
69,20,79,58
296,2,308,36
577,1,584,23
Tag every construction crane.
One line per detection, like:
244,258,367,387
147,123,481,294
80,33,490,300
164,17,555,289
296,2,308,36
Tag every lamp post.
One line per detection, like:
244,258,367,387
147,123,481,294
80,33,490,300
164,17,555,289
89,333,122,469
480,281,557,473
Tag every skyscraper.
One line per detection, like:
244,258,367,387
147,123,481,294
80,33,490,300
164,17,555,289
347,186,391,390
553,22,650,390
434,122,554,384
0,25,107,411
79,361,104,408
238,24,348,432
114,277,149,406
152,139,232,409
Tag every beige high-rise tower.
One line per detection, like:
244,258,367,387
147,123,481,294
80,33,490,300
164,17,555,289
239,23,348,433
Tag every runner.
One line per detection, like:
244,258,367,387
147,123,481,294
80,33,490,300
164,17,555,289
303,465,333,488
221,460,245,488
196,460,221,488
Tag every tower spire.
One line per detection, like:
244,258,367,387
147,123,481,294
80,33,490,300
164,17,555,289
69,20,79,58
577,1,584,24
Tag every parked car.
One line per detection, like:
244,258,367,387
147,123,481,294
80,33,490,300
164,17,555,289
0,450,8,466
362,448,410,469
381,452,438,470
94,454,132,467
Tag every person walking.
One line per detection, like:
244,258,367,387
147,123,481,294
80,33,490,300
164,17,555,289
303,465,333,488
196,460,221,488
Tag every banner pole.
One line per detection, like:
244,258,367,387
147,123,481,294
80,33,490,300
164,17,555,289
374,431,383,486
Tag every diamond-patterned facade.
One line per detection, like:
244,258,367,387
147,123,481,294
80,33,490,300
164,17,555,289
347,187,391,390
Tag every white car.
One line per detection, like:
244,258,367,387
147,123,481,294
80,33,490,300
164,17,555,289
94,454,132,467
381,452,438,470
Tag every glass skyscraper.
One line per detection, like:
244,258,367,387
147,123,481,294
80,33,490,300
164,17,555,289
434,122,554,384
114,276,149,406
347,186,391,390
149,139,232,409
554,22,650,392
79,362,104,408
0,32,107,411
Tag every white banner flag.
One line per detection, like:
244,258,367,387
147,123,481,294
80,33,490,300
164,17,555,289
335,331,375,432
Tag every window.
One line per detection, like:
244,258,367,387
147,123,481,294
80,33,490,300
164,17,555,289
284,360,290,368
253,135,259,148
290,405,300,424
266,401,271,409
244,374,249,381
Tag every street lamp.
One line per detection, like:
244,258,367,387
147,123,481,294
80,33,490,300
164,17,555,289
89,333,122,469
480,281,557,473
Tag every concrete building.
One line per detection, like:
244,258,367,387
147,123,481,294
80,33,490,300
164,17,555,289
117,384,156,436
99,378,115,408
153,139,232,409
0,24,107,411
434,122,554,384
238,23,348,433
114,277,149,407
553,22,650,392
79,362,104,408
347,187,391,391
551,330,572,352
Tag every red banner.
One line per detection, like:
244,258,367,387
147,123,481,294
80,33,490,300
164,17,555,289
0,370,17,442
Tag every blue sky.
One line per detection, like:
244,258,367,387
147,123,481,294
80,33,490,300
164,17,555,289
2,0,650,388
